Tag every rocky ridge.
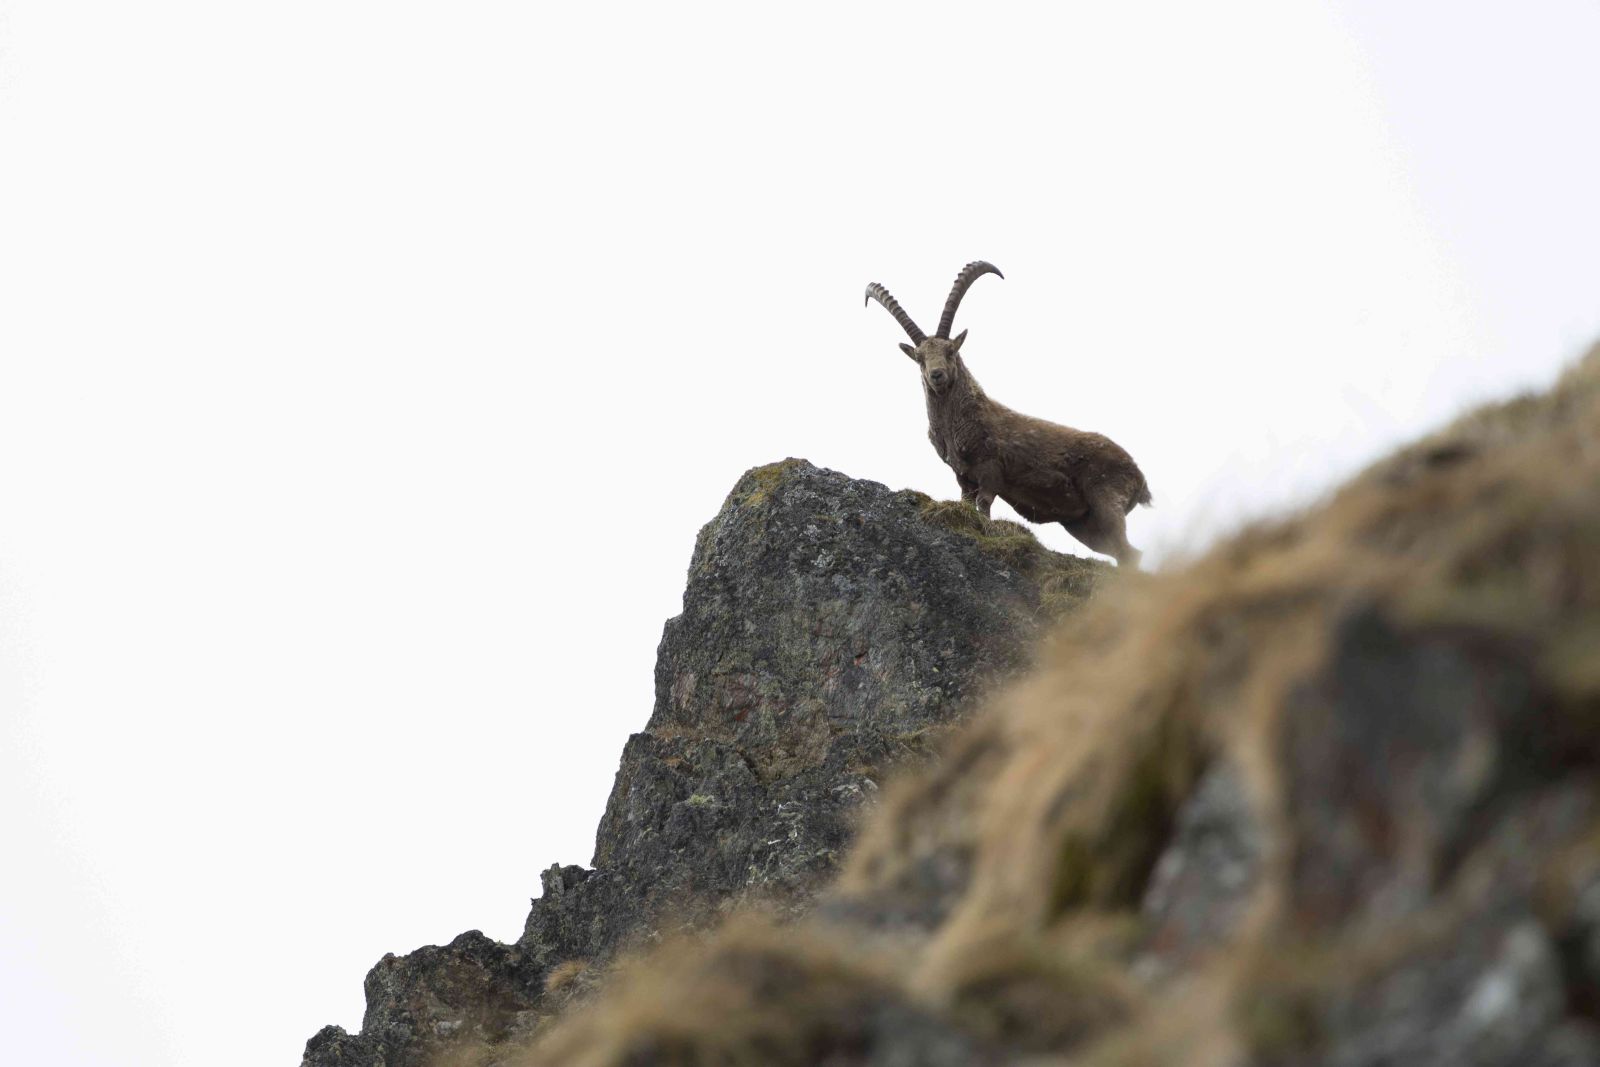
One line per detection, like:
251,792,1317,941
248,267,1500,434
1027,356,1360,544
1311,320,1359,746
302,459,1105,1066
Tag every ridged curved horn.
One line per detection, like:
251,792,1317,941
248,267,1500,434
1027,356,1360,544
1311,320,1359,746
864,282,927,346
936,261,1003,339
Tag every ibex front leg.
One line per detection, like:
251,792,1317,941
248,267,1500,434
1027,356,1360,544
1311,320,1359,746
957,471,997,519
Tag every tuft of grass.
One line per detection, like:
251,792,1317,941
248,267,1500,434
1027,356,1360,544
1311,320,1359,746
918,500,1039,567
513,917,916,1067
939,924,1137,1052
917,498,1108,618
544,959,591,997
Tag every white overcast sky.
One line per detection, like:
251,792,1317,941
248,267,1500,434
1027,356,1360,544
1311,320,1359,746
2,3,1598,1066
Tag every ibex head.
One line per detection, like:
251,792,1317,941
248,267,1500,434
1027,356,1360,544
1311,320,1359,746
865,261,1003,395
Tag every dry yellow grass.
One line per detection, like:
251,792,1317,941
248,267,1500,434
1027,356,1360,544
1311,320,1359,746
542,959,591,997
522,915,917,1067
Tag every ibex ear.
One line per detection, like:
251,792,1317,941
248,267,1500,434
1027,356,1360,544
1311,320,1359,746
951,329,968,351
899,342,919,360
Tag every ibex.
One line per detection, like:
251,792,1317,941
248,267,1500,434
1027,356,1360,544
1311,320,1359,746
866,262,1152,567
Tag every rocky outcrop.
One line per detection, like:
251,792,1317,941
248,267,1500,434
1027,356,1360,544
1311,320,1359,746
306,349,1600,1067
300,459,1104,1066
512,348,1600,1067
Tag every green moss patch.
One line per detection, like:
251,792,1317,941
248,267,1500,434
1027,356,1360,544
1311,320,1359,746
917,498,1107,619
731,459,807,509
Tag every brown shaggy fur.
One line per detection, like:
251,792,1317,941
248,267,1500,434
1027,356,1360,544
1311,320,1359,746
497,346,1600,1067
869,262,1153,567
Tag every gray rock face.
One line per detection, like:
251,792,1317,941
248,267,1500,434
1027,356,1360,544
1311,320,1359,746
1255,606,1600,1067
1136,759,1265,979
585,460,1067,931
301,459,1101,1067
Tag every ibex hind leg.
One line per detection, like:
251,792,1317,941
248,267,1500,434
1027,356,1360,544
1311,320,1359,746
1063,497,1142,570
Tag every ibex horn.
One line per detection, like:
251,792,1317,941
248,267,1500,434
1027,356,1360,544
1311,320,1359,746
864,282,927,346
936,261,1003,339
